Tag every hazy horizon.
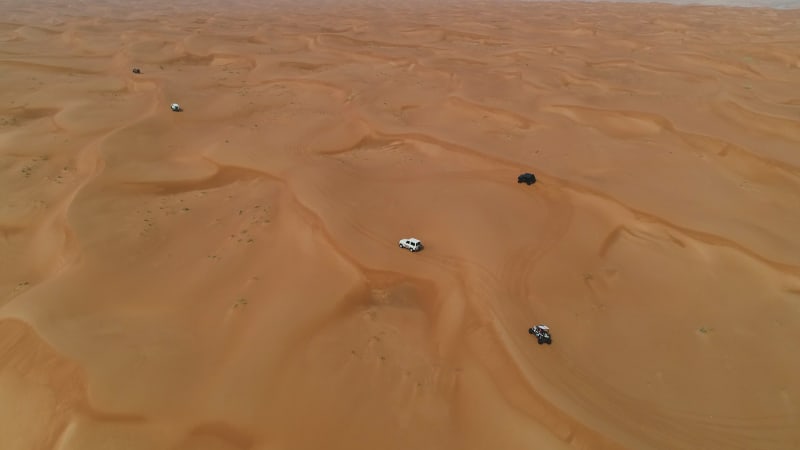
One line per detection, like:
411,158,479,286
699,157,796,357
542,0,800,10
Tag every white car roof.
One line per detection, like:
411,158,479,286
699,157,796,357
535,325,549,331
407,238,421,243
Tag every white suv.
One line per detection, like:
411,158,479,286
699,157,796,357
398,238,423,252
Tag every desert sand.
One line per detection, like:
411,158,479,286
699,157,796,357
1,0,799,448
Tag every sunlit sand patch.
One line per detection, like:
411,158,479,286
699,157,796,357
711,99,800,142
544,104,668,138
209,55,255,71
0,319,86,450
675,51,765,78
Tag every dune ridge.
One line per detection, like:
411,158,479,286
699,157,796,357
1,0,800,449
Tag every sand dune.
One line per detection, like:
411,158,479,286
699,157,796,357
1,0,800,449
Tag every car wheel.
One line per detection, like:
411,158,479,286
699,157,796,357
537,338,543,344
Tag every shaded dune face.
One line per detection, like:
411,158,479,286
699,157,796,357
1,0,800,449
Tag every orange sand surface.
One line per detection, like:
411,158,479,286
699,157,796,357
1,0,800,449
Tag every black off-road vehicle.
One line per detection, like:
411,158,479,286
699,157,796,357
529,325,551,344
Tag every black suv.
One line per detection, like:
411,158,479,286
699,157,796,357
518,172,536,185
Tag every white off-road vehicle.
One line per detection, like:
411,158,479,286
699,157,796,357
528,325,552,345
398,238,423,252
170,103,182,112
